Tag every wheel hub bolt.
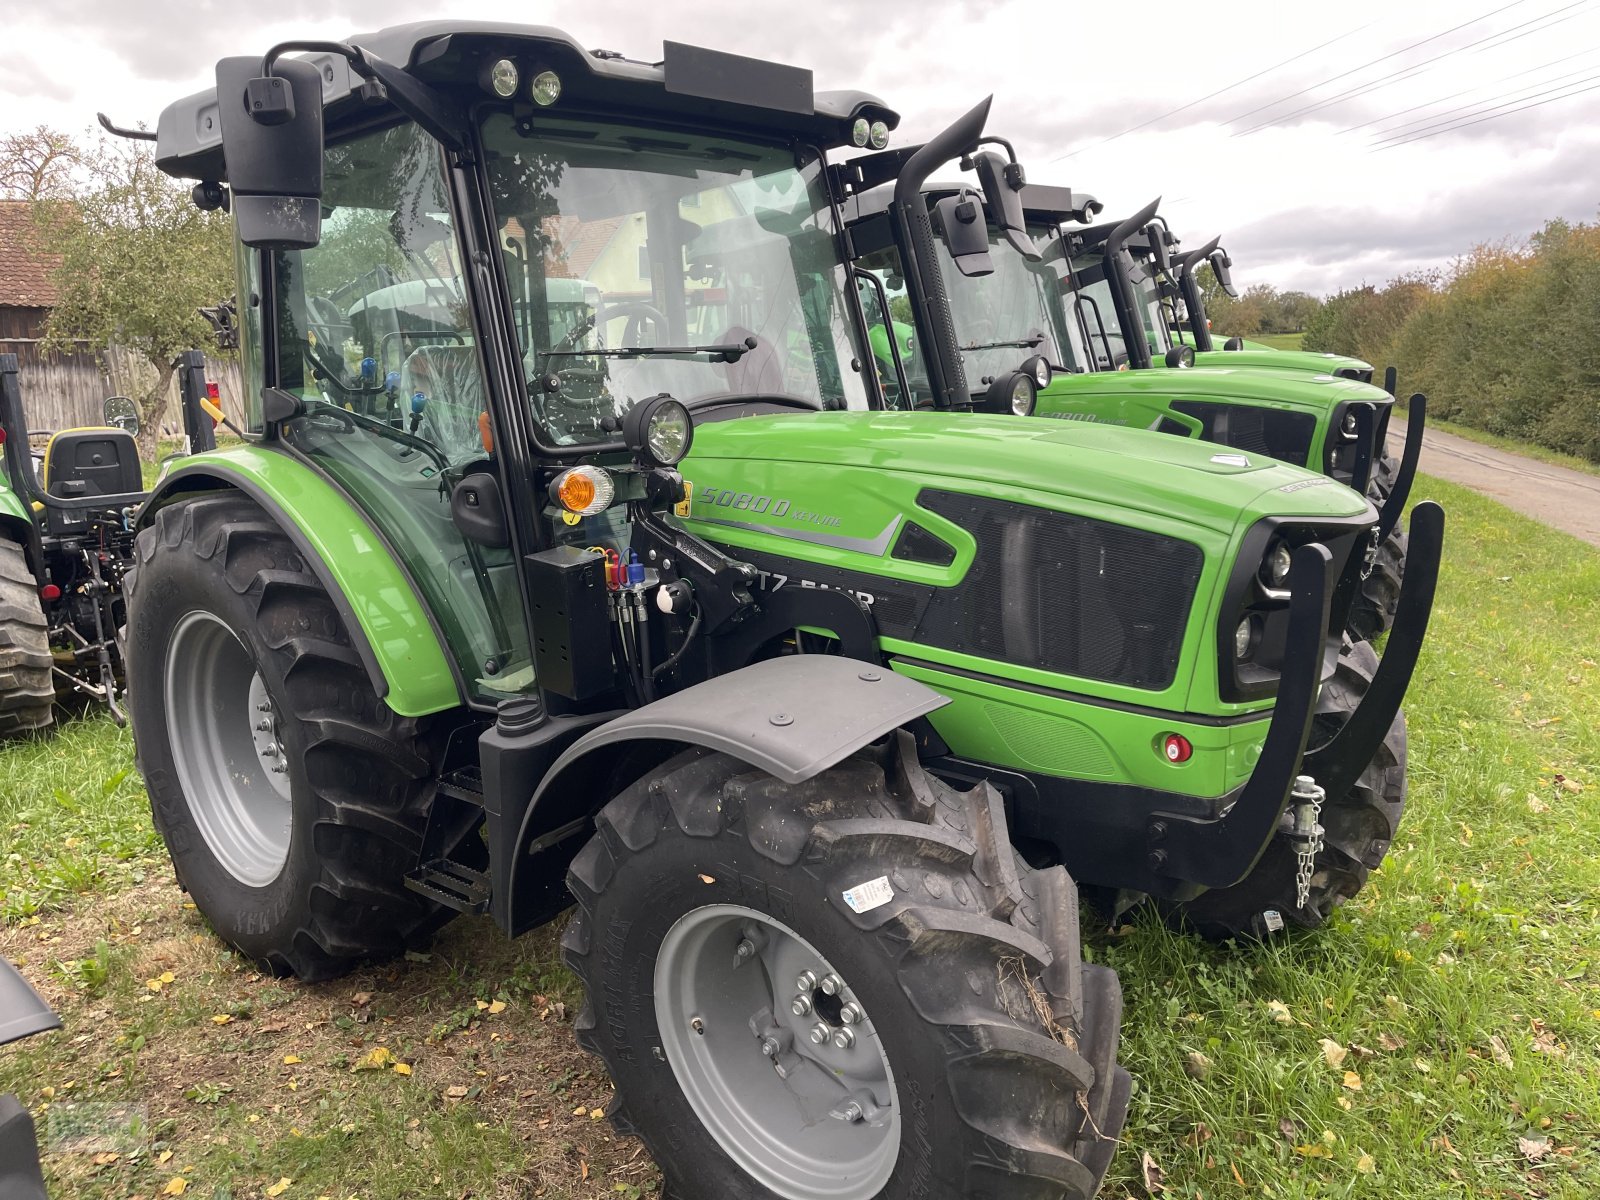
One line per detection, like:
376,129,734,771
795,970,817,992
833,1027,855,1049
262,743,278,757
760,1037,780,1058
256,719,272,732
271,763,288,775
839,1001,864,1025
257,701,271,713
808,1022,829,1045
735,939,755,960
791,995,812,1016
819,973,843,996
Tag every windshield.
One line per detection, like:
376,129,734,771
929,213,1085,391
479,114,871,446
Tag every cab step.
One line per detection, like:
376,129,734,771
405,859,491,914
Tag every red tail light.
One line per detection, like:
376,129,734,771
205,381,221,400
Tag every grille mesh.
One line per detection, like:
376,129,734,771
913,490,1203,689
1169,402,1315,467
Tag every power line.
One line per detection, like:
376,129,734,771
1375,77,1600,147
1339,43,1599,133
1221,0,1534,129
1045,20,1374,162
1373,69,1600,145
1469,0,1594,51
1233,0,1587,136
1365,59,1600,140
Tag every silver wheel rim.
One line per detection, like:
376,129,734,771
654,903,900,1200
163,610,293,887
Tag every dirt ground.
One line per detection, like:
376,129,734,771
1393,416,1600,547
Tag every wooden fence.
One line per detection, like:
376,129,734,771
0,337,246,433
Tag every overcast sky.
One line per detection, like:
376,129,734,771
5,0,1597,294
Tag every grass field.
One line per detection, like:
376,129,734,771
3,476,1598,1199
1250,332,1307,351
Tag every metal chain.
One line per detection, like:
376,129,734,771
1360,524,1381,580
1289,775,1327,911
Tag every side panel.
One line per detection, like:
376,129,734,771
0,485,31,545
139,449,459,717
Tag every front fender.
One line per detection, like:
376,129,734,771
501,655,949,932
138,448,459,717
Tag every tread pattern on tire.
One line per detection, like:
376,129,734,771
563,731,1129,1199
1170,638,1406,940
127,493,457,981
0,538,54,740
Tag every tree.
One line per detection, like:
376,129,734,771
0,127,80,200
32,136,233,460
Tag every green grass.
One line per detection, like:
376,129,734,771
4,476,1598,1198
1252,332,1307,351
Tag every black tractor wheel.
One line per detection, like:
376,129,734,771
1347,448,1408,641
0,538,54,741
125,493,459,981
1169,639,1406,941
563,732,1130,1200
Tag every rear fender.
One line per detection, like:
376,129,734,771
137,451,459,717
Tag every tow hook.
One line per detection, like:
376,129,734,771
1285,775,1326,910
1360,524,1381,580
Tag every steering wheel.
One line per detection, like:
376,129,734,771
599,301,669,348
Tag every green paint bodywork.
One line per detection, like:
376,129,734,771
679,411,1368,800
1171,331,1374,379
1033,365,1382,470
141,446,459,717
0,481,29,539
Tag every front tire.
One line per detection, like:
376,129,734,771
1347,449,1408,641
1169,639,1406,940
0,538,54,741
563,733,1129,1199
126,493,459,980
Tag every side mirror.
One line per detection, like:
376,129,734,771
102,395,140,434
971,150,1040,260
215,56,326,249
1146,225,1173,276
1210,248,1237,297
932,193,993,278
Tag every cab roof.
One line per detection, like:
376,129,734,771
156,22,899,183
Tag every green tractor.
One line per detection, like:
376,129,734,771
108,24,1441,1198
0,349,225,737
845,168,1418,644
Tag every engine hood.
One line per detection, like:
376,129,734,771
1191,348,1375,379
683,411,1372,537
1044,366,1391,416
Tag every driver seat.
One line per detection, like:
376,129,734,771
42,428,142,499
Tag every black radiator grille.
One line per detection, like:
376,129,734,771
1169,402,1315,467
914,490,1204,689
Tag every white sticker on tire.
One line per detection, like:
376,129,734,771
842,876,894,914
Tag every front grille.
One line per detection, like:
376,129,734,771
1170,401,1315,467
914,490,1203,689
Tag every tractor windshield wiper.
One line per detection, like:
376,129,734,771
961,333,1046,352
543,336,760,364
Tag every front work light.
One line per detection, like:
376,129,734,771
551,465,614,516
869,120,890,149
984,372,1036,416
623,393,694,467
486,58,519,98
531,70,562,106
851,118,870,147
1234,616,1255,659
1022,354,1051,388
1262,539,1292,588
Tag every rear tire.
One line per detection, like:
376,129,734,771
1169,639,1406,940
0,539,54,741
563,732,1129,1199
126,493,459,981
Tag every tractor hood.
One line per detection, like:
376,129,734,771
1190,348,1374,380
1043,364,1389,417
682,410,1370,537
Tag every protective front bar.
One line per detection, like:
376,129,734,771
1305,500,1443,802
1378,393,1427,542
1147,542,1333,889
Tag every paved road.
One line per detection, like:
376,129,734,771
1391,417,1600,549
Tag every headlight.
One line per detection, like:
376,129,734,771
623,393,695,467
869,120,890,149
1010,376,1035,415
1261,539,1292,588
850,118,870,147
1022,354,1051,388
1341,410,1359,437
484,58,519,98
1234,616,1255,660
530,70,562,107
983,372,1037,416
550,465,614,516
